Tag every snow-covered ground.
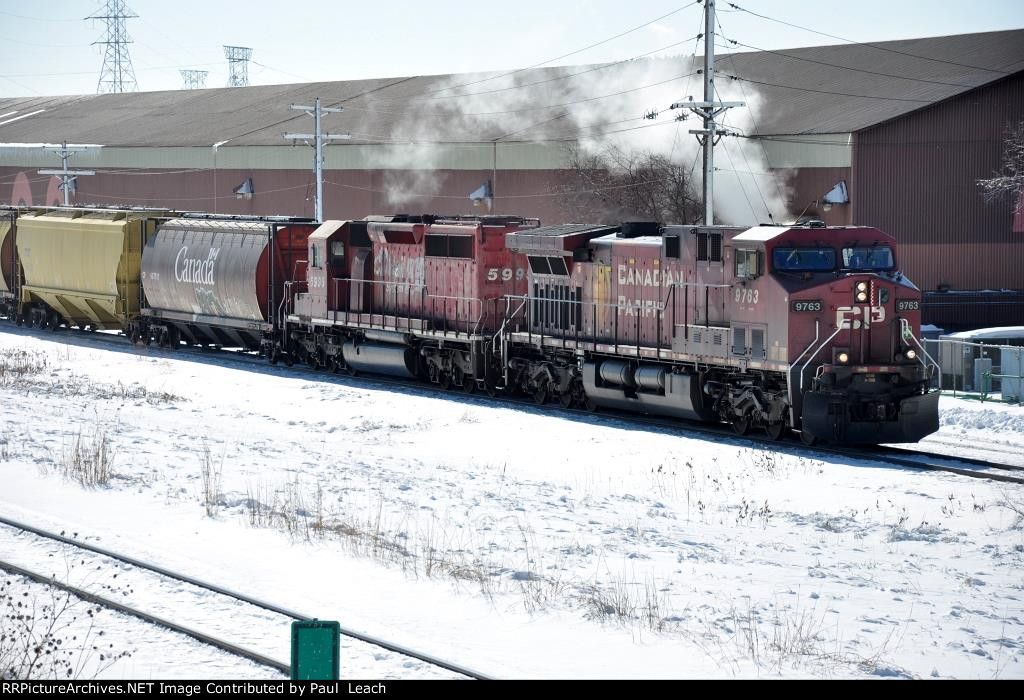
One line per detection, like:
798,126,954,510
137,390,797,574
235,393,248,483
0,326,1022,679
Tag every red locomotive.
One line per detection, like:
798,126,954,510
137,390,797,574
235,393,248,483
499,220,939,444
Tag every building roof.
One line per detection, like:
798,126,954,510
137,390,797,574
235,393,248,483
0,29,1021,147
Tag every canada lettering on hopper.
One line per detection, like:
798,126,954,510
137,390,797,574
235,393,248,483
174,246,220,286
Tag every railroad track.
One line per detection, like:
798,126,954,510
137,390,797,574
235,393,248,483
0,515,491,680
2,323,1022,485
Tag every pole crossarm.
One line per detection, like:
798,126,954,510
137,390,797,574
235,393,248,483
283,98,351,222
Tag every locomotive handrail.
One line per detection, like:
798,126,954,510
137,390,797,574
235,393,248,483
899,318,941,380
799,325,844,393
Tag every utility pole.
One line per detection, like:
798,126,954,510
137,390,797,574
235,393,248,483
39,142,95,206
671,0,743,225
87,0,139,94
284,98,351,222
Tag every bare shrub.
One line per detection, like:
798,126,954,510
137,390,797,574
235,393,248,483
1,573,132,679
997,490,1024,529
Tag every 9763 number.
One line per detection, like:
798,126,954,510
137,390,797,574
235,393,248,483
896,300,920,312
733,288,759,304
792,300,823,312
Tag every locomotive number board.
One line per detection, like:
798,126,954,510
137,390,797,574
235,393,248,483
792,300,823,312
896,300,921,311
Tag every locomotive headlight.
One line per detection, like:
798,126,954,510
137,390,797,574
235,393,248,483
856,291,868,302
856,282,868,293
837,352,850,364
905,349,917,360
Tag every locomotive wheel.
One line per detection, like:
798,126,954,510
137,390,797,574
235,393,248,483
439,371,452,391
533,382,549,405
462,374,476,395
765,420,786,441
583,395,598,413
731,415,751,436
799,430,817,446
284,355,295,368
269,351,278,366
558,391,574,409
330,358,340,374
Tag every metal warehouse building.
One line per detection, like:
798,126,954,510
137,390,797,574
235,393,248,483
1,29,1022,327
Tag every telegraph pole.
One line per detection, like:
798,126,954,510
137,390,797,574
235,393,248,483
284,98,351,222
39,142,95,206
671,0,743,225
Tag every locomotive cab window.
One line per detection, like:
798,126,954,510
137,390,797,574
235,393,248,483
329,241,345,268
734,249,760,279
842,245,894,271
772,247,836,272
310,243,322,269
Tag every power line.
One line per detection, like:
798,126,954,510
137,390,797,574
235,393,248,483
399,1,702,102
718,36,981,90
726,2,1012,76
713,12,787,219
0,9,81,22
718,71,933,103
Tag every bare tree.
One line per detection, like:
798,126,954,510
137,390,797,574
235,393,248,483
560,145,701,224
977,120,1024,213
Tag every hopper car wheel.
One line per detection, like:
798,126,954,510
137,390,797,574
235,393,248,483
731,415,751,436
799,430,816,447
765,420,786,441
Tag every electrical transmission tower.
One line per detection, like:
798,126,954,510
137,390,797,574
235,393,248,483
180,70,209,90
224,46,253,87
86,1,139,94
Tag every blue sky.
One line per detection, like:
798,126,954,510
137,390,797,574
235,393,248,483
1,0,1021,97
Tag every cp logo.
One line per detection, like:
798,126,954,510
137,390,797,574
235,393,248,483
836,305,885,330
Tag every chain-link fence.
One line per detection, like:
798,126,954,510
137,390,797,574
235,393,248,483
924,337,1023,404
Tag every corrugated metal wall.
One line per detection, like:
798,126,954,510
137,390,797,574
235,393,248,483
853,72,1024,292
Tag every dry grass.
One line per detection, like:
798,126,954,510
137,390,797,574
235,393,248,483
61,425,114,489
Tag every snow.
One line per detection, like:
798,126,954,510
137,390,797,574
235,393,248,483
1,326,1022,679
942,327,1024,341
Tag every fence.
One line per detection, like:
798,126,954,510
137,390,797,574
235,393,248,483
924,337,1023,405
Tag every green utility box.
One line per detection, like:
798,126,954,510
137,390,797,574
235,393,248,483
290,620,341,680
